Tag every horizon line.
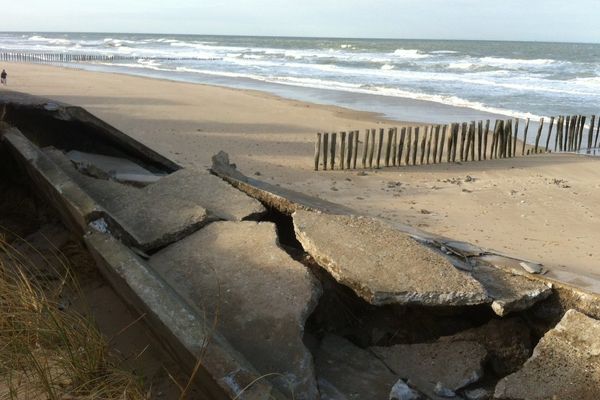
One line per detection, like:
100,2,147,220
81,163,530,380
1,30,599,46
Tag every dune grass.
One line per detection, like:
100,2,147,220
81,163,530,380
0,235,148,400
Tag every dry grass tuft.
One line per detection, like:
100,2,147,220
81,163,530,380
0,236,148,400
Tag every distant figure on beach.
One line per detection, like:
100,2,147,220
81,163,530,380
0,69,6,85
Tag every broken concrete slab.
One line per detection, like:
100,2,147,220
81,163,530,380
439,318,532,376
315,334,401,400
45,148,210,251
211,151,352,215
84,230,286,400
149,221,321,399
371,341,487,399
146,168,266,221
293,210,488,306
471,264,552,316
494,309,600,400
67,150,165,185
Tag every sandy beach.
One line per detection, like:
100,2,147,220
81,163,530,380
2,62,599,279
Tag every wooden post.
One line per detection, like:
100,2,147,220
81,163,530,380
451,123,459,162
459,123,467,162
385,128,393,167
512,119,519,157
420,126,427,165
426,126,432,164
391,128,398,166
588,116,596,151
439,125,446,164
405,127,412,166
330,133,337,170
323,133,329,170
398,127,406,166
482,120,490,160
412,127,419,166
476,121,483,161
353,131,359,169
545,116,555,152
362,129,369,168
464,123,472,161
522,118,530,155
564,116,571,151
491,120,499,159
469,121,476,161
376,128,384,168
573,115,580,151
556,116,563,151
340,132,346,170
497,120,505,158
534,118,544,154
595,116,600,148
347,131,354,169
314,133,321,171
433,125,440,164
578,116,586,151
504,120,511,158
369,129,376,168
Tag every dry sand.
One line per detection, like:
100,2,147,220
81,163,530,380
1,62,599,280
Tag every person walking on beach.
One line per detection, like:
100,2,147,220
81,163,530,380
0,69,6,85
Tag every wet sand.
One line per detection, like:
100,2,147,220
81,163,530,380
1,62,599,279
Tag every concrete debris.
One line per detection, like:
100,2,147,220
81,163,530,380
518,261,544,274
471,264,552,316
293,210,488,306
390,379,422,400
371,341,486,399
316,335,399,400
494,309,600,400
67,150,164,185
439,318,532,376
149,221,321,399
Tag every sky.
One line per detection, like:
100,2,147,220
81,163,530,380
3,0,600,43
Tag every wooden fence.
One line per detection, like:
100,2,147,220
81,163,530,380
0,51,218,63
314,115,599,171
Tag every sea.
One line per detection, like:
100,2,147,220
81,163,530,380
1,32,599,125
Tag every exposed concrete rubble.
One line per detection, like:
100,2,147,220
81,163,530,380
67,150,165,185
371,341,487,399
5,96,600,400
470,263,552,316
293,209,489,306
494,309,600,400
315,335,405,399
149,221,322,399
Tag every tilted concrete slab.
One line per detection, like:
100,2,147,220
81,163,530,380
494,309,600,400
44,148,210,251
84,229,287,400
292,209,489,306
371,341,487,399
145,168,266,221
67,150,165,185
471,264,552,316
315,335,402,400
149,221,322,399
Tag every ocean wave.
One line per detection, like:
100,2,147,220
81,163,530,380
480,56,557,67
430,50,459,54
392,49,429,59
381,64,395,70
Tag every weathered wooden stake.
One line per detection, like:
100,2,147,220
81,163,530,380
595,117,600,148
513,119,519,156
347,131,354,169
439,125,447,164
369,129,375,168
340,132,346,170
491,120,499,159
564,116,571,151
353,131,359,169
476,121,483,161
385,128,393,167
420,126,427,165
391,128,398,166
376,128,384,168
433,125,440,164
405,127,412,166
588,116,596,151
398,127,406,166
522,118,530,155
362,129,369,168
483,120,490,160
323,133,329,170
459,123,467,162
578,116,586,151
505,120,512,158
314,133,321,170
451,123,459,162
330,133,337,170
412,127,419,166
545,117,555,152
556,116,563,151
426,126,433,164
534,118,544,154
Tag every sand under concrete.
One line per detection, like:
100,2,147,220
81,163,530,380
1,62,599,281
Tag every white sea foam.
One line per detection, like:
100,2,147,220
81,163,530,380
392,49,429,58
381,64,395,70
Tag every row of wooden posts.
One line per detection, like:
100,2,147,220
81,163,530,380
0,52,139,63
314,115,599,170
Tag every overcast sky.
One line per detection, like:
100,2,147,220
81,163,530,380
3,0,600,43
